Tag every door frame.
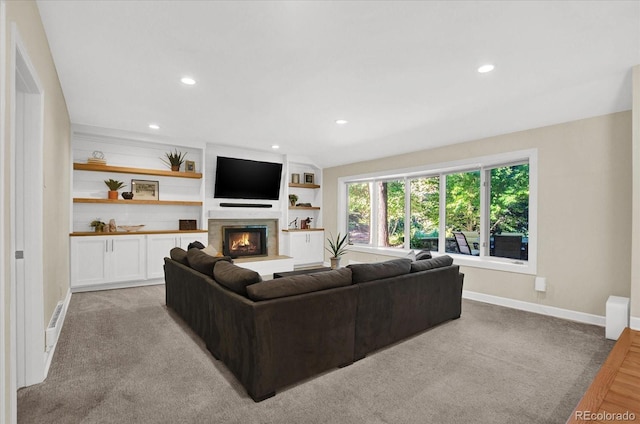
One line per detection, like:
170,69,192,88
1,0,7,422
9,22,45,402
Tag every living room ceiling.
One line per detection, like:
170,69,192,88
36,1,639,168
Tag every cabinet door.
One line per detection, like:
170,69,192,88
307,231,325,264
110,236,146,283
71,237,109,288
147,234,179,279
290,232,324,266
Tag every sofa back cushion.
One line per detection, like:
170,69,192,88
247,268,352,301
410,255,454,272
187,248,232,275
213,260,262,295
170,247,189,265
347,258,412,284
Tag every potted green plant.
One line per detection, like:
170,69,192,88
325,232,349,269
288,194,298,207
161,149,187,171
90,219,106,233
104,179,126,199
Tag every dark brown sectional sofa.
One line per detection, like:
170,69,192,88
164,248,464,402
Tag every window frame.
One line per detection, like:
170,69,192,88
338,149,538,275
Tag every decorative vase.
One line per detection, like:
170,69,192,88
171,165,180,172
330,257,341,269
122,192,134,200
108,190,118,200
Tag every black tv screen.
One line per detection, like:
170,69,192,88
214,156,283,200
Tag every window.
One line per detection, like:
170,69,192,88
409,176,439,251
339,149,537,274
347,182,372,245
488,163,529,260
445,171,480,254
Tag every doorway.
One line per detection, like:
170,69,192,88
11,26,45,392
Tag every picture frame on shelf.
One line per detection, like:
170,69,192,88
131,179,159,200
185,160,196,173
304,173,315,184
291,173,300,184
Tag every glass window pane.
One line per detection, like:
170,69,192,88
409,176,439,251
445,171,480,254
376,180,405,248
489,164,529,260
347,182,371,245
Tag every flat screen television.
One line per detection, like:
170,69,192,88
214,156,283,200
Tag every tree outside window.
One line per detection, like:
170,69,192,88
409,176,439,251
347,182,371,245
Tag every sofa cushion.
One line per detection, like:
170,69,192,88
214,260,262,295
246,268,353,301
187,248,232,275
410,255,454,272
170,247,189,265
347,258,412,284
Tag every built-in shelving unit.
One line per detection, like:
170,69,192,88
73,163,203,179
73,198,202,206
281,228,324,232
289,206,320,210
289,183,320,189
70,229,208,237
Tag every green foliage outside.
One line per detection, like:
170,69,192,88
347,164,529,248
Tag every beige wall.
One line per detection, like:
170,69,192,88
632,66,640,325
323,112,632,317
3,1,70,421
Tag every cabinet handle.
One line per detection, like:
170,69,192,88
111,239,114,252
105,240,108,253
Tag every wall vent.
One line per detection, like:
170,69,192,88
45,301,64,351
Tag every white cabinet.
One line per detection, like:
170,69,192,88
146,233,208,279
71,235,146,290
288,230,324,266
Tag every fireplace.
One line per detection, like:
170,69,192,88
222,226,268,258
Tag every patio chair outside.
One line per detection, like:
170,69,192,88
453,231,479,256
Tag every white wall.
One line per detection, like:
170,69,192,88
323,112,632,317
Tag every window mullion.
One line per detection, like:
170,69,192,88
370,180,378,247
439,173,446,254
480,168,489,257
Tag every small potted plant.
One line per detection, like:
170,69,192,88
90,219,106,233
104,179,126,199
162,149,187,172
325,232,349,269
288,194,298,207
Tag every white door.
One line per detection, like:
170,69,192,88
110,236,146,283
70,237,109,288
13,33,45,388
147,234,179,279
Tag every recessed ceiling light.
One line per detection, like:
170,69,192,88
271,145,280,150
148,123,160,130
477,64,495,73
335,119,348,125
181,76,196,85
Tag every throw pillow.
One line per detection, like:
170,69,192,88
347,258,412,284
201,244,218,257
415,250,432,261
169,247,189,265
247,268,352,301
187,241,205,250
410,255,454,272
187,248,232,275
213,260,262,295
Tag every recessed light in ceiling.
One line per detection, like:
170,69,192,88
148,123,160,130
335,119,348,125
477,64,495,73
271,145,280,150
181,76,196,85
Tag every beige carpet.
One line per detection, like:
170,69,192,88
18,285,613,424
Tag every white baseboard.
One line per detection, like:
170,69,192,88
71,278,164,293
463,290,606,327
630,316,640,331
44,289,71,378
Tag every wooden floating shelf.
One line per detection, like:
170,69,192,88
70,229,208,237
74,163,202,179
282,228,325,232
289,183,320,189
73,198,202,206
289,206,320,210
